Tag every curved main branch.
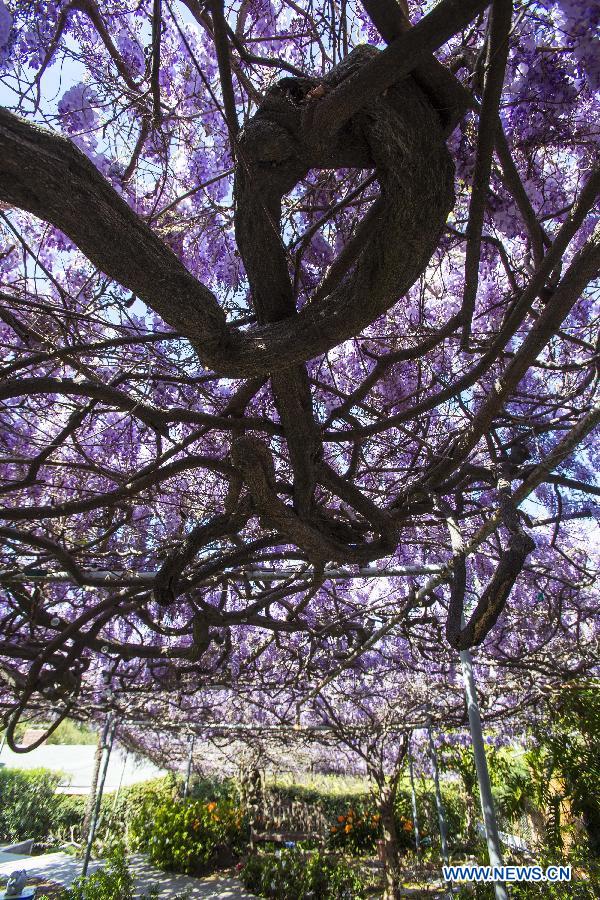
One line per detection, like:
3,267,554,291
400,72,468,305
0,0,466,378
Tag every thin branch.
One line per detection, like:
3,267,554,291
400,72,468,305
461,0,514,348
306,0,491,138
209,0,240,143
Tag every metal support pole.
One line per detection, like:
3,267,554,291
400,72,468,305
408,738,421,855
82,713,115,877
105,750,129,834
461,648,509,900
427,724,450,867
112,751,128,810
183,734,195,798
428,723,457,896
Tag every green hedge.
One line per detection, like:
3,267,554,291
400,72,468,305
131,797,248,876
93,775,180,849
267,780,465,854
240,848,367,899
456,879,600,899
0,765,464,862
0,767,79,845
0,768,186,849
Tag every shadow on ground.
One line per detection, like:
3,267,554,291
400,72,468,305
0,852,257,899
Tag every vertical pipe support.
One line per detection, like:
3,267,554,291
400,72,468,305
427,723,450,867
183,733,195,799
461,648,509,900
82,712,115,877
408,736,421,855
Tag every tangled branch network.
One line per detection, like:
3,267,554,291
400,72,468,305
0,0,598,742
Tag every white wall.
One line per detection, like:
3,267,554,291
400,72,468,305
0,744,164,794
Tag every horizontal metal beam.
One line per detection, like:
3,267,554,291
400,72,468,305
119,719,435,734
0,563,444,585
243,565,445,581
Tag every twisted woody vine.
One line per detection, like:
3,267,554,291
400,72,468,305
0,0,598,896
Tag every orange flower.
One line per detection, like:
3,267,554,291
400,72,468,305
207,802,217,812
403,820,413,831
331,826,338,833
337,815,345,823
344,823,352,833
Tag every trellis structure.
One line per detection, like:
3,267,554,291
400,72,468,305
0,2,598,898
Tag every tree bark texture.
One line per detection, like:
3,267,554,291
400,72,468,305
0,47,454,378
378,785,402,900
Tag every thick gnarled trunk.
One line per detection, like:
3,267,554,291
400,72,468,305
378,786,402,900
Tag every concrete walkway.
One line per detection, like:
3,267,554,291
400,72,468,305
0,852,257,898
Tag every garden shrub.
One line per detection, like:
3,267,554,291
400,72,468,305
0,720,96,746
510,883,600,899
134,797,247,876
186,775,237,803
0,768,185,850
60,848,133,900
267,781,462,855
455,881,599,899
0,765,243,862
328,803,381,854
410,782,464,850
266,783,370,820
51,794,87,844
240,848,366,899
453,853,600,899
95,774,239,852
35,847,184,900
0,767,63,844
327,802,415,854
95,774,181,848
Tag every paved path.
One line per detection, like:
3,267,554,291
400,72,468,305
0,852,257,898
